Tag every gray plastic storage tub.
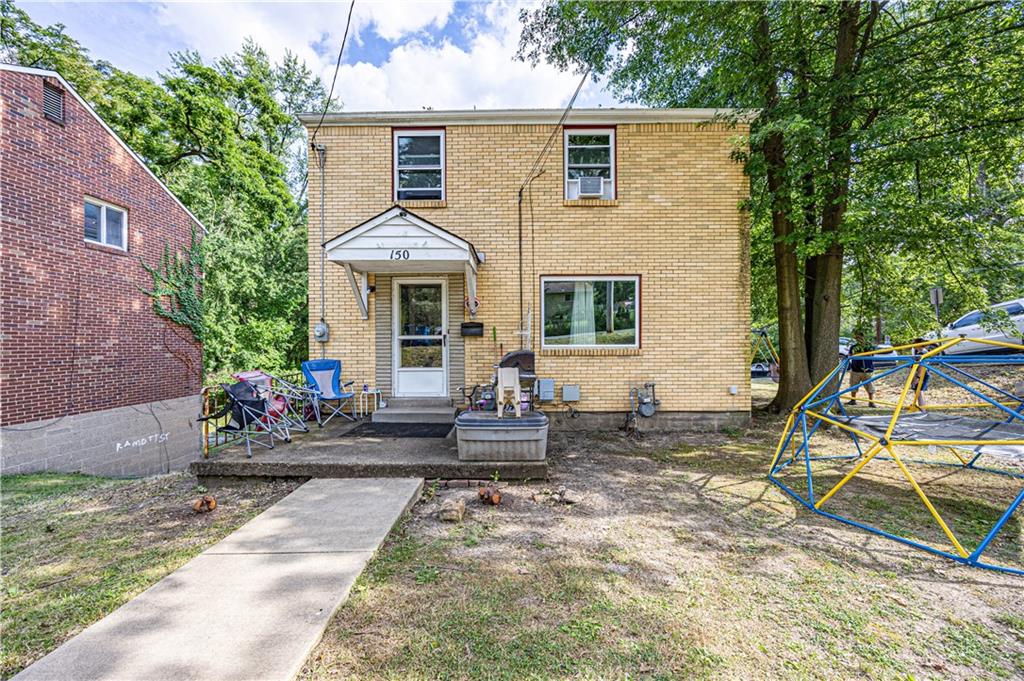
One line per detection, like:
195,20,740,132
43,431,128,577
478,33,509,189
455,411,549,462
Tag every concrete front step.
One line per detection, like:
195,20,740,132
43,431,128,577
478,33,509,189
195,458,547,484
385,397,453,408
372,406,456,424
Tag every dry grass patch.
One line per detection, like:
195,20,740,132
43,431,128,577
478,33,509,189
1,472,299,678
302,415,1023,680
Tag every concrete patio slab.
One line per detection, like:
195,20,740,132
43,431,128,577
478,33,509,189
192,419,547,484
13,477,423,681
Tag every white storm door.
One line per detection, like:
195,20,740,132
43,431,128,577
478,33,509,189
393,279,448,397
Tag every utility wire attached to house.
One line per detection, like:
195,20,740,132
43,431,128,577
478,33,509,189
311,0,356,357
517,67,591,197
310,0,356,148
516,66,592,348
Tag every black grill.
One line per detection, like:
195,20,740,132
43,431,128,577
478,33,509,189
498,349,536,388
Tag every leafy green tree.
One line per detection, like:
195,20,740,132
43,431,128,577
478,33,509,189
3,1,335,378
520,0,1024,409
0,0,103,99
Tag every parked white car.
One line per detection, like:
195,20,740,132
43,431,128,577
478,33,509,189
837,339,902,369
838,336,855,358
928,298,1024,354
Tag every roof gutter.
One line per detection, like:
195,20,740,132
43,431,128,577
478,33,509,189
296,107,758,127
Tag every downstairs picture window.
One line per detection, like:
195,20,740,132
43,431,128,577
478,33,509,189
542,276,639,348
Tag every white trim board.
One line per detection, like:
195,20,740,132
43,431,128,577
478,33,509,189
323,206,478,269
297,107,756,127
0,63,208,233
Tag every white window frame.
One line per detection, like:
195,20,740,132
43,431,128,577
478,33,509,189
540,275,639,349
564,128,616,200
393,129,445,202
84,197,128,251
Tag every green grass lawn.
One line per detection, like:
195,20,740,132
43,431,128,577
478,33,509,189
1,473,298,678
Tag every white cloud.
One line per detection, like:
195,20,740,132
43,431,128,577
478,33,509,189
355,0,454,42
153,1,455,76
332,2,619,110
137,1,621,111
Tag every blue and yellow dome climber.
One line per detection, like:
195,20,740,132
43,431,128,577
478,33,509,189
768,336,1024,575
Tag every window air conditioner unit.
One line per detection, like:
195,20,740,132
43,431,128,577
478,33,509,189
577,176,605,198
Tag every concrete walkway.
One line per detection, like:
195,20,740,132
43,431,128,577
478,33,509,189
14,478,423,681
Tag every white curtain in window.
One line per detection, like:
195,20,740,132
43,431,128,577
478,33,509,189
570,281,596,344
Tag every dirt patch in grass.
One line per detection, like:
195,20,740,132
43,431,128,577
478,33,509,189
1,472,299,678
301,414,1023,680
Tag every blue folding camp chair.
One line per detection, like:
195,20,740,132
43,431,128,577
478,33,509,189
301,359,356,426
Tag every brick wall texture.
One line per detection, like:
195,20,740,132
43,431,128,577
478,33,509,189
306,118,751,414
1,70,202,427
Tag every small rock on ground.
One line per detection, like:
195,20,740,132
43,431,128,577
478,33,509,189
438,498,465,522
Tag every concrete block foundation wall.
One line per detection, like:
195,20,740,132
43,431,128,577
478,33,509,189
1,396,199,477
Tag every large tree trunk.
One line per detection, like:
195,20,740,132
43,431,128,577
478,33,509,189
769,144,812,412
755,10,812,412
808,241,844,383
807,1,863,384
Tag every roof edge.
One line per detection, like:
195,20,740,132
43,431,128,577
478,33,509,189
297,107,757,127
323,204,480,264
0,63,208,234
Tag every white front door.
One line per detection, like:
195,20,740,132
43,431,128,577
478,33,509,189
393,278,448,397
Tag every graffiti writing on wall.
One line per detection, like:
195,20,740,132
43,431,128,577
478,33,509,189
116,432,170,452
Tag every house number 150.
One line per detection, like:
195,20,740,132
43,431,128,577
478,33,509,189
389,249,410,260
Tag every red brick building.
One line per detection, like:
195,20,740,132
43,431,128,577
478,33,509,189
1,64,205,476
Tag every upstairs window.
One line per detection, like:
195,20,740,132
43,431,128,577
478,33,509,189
84,198,127,251
394,129,445,201
564,128,615,200
541,276,639,348
43,81,64,124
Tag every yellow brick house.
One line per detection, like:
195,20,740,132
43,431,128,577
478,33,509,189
299,108,751,428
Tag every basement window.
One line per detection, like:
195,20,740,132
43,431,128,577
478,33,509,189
394,129,445,201
84,198,127,251
564,128,615,200
541,276,639,348
43,81,65,124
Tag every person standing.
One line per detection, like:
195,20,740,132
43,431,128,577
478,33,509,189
910,339,937,410
846,332,877,408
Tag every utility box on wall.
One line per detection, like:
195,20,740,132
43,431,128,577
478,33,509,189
536,378,555,401
562,384,581,402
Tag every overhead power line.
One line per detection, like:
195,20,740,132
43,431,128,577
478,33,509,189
518,66,592,194
310,0,356,147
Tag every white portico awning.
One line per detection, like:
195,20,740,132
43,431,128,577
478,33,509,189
322,206,482,320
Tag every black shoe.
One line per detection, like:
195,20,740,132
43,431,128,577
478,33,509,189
846,400,857,406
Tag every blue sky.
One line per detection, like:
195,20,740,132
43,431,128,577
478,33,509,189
23,1,624,111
